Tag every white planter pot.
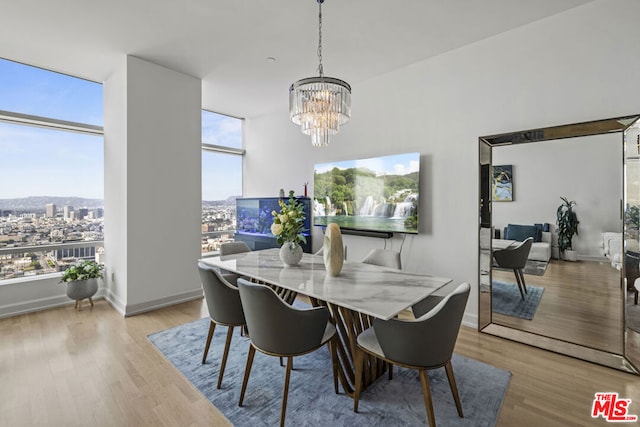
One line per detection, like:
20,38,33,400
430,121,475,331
562,250,578,261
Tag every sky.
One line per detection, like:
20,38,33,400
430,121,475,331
202,110,243,201
0,58,243,202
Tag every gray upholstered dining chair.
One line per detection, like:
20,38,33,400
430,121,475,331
361,248,402,269
353,282,470,427
236,278,339,427
197,262,246,389
218,240,251,283
220,241,251,256
493,237,533,300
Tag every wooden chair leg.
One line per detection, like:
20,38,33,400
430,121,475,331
353,348,365,412
239,344,256,407
445,360,464,418
388,363,393,380
217,326,234,389
518,269,528,294
419,369,436,427
280,356,293,427
202,321,215,364
513,269,525,300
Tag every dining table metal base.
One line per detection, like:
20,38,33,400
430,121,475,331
310,298,388,397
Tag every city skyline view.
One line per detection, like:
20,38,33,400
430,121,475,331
0,57,243,280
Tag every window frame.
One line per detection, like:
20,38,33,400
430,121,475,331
0,63,104,284
200,110,244,256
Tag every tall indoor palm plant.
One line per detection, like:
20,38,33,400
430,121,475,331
556,196,579,260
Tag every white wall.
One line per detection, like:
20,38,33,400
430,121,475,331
493,134,622,258
104,56,128,311
104,56,203,316
243,0,640,327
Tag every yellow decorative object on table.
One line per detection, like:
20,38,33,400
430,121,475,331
323,223,344,276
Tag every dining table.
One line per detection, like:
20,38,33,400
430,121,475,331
198,248,452,396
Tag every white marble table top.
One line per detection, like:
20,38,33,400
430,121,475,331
199,248,452,320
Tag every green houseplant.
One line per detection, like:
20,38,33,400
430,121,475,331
556,197,579,261
271,190,307,266
60,260,104,309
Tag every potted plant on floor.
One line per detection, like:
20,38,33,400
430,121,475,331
60,260,104,309
556,196,579,261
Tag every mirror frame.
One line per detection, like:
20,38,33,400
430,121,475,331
478,114,640,374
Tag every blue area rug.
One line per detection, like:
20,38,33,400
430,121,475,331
148,316,511,426
492,280,544,320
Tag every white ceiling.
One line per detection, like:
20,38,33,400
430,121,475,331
0,0,593,119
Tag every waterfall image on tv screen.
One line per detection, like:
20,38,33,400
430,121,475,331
313,152,420,234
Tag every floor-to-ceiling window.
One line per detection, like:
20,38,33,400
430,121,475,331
0,58,103,281
201,110,243,254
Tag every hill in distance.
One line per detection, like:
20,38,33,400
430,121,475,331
0,196,104,211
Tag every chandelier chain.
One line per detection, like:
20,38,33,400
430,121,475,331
317,0,323,77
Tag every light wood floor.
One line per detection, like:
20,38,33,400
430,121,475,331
1,298,639,426
493,259,624,353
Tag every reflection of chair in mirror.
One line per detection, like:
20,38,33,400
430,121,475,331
353,283,470,427
197,263,246,389
493,237,533,300
236,278,339,427
361,249,402,269
220,241,251,256
625,251,640,305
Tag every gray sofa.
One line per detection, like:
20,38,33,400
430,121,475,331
500,223,552,262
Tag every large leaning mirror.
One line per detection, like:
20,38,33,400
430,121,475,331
479,115,640,374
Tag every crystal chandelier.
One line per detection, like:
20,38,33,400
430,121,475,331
289,0,351,147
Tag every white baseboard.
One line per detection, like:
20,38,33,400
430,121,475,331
0,288,107,319
0,286,203,319
577,255,609,262
462,312,478,329
121,288,204,317
104,289,127,316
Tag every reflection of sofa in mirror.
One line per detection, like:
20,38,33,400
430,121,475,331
499,224,551,262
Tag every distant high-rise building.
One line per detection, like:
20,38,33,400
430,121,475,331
45,204,57,218
63,205,74,220
89,208,104,219
78,208,89,219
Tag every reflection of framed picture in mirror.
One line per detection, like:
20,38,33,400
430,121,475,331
492,165,513,202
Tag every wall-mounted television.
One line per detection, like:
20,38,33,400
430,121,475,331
313,152,420,235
